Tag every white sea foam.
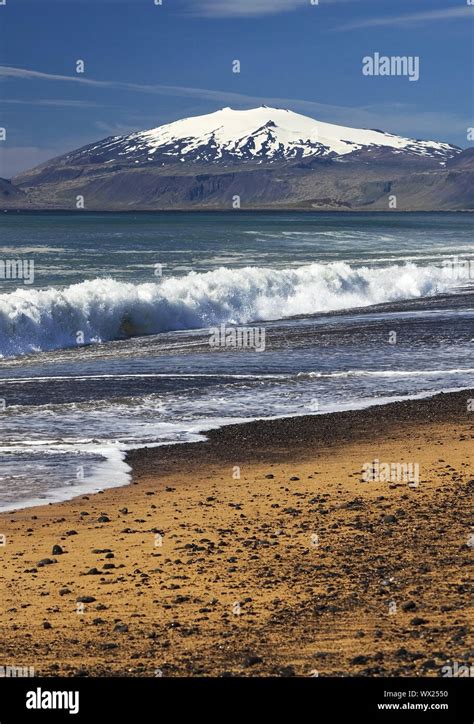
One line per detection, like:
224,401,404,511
296,368,474,379
0,261,460,357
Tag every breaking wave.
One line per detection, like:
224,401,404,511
0,261,459,358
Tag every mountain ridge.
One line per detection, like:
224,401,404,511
4,106,473,211
16,106,460,173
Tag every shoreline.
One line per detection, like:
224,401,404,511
1,385,470,515
0,389,472,676
126,387,474,476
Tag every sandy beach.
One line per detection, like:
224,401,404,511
0,390,472,677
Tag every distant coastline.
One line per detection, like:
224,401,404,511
2,208,474,215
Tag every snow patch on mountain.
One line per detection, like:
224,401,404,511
68,106,459,165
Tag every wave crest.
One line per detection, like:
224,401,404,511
0,261,456,357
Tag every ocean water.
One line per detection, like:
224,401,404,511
0,211,473,511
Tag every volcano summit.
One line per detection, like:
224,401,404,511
5,106,473,211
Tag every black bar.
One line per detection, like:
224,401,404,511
0,677,471,723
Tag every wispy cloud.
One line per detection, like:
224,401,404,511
338,6,473,31
186,0,308,17
0,66,118,88
181,0,357,18
0,65,267,102
93,120,141,136
0,98,103,108
3,64,376,112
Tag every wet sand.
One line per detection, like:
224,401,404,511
0,390,472,676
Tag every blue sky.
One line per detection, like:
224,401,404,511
0,0,473,177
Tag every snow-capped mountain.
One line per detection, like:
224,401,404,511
10,105,471,212
64,106,459,166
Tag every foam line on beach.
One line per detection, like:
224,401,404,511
1,367,473,385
